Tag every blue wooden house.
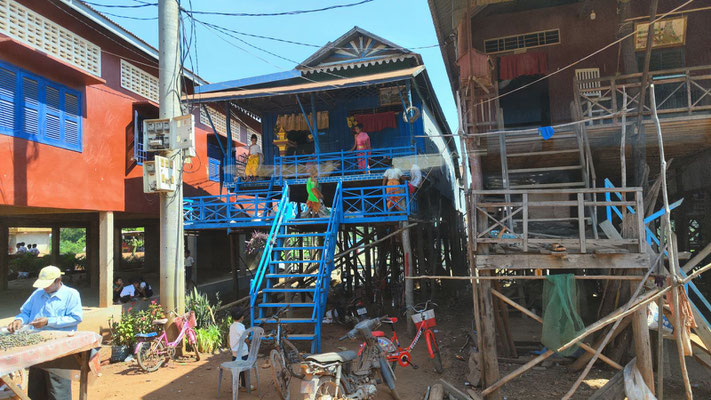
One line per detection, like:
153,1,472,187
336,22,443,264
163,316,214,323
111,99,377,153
182,27,460,352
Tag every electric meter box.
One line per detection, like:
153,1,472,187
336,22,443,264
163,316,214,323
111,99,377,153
143,118,172,152
173,114,196,158
143,155,178,193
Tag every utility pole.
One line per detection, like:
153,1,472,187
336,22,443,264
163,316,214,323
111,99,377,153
158,0,184,314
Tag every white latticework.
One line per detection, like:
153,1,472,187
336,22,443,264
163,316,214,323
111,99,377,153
120,59,159,103
0,0,101,76
199,106,259,146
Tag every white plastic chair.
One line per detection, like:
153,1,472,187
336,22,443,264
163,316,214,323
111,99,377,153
217,326,264,400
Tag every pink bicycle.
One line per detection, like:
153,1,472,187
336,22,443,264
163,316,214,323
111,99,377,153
135,311,201,372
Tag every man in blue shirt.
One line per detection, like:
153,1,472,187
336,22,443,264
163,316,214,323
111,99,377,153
7,265,83,400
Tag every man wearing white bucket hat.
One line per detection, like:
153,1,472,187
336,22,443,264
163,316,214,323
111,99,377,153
6,265,83,399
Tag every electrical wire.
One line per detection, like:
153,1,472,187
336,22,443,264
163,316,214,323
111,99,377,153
83,0,377,17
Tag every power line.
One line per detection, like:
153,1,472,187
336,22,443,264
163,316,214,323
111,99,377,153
83,0,377,17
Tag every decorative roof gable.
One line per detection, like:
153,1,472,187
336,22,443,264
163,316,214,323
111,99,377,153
299,26,415,70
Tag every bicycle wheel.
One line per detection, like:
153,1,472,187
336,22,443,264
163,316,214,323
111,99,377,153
270,349,291,400
136,340,167,372
282,339,304,378
427,332,443,374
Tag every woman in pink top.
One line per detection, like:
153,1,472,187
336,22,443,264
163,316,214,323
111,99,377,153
350,123,371,171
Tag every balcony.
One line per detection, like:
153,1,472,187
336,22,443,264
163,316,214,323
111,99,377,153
472,186,650,270
274,145,418,183
183,190,280,229
575,66,711,125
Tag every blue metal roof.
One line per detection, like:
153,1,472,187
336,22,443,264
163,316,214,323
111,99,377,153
194,70,302,94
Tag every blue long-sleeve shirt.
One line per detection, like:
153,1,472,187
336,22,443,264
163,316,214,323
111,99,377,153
15,284,83,331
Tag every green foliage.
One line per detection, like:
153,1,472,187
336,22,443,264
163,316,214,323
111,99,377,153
185,287,222,329
109,301,166,347
195,325,223,353
60,228,86,254
121,255,144,270
8,253,85,278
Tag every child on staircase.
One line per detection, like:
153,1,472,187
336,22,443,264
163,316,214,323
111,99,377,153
306,166,324,218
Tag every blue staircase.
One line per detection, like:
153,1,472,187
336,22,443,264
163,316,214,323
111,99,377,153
250,182,343,352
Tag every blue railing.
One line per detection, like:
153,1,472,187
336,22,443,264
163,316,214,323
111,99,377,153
604,178,682,247
312,181,343,352
249,186,291,313
342,184,410,222
183,189,282,228
274,145,417,181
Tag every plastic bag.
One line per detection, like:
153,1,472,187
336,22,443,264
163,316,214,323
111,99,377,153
624,359,656,400
646,301,673,334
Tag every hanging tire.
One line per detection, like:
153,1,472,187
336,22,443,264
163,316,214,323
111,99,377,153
136,341,167,372
271,349,291,400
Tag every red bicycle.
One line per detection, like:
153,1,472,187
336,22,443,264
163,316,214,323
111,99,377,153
359,301,443,373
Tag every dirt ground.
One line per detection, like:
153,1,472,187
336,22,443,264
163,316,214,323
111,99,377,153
72,305,711,399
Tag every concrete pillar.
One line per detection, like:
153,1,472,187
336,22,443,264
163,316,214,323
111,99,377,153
51,225,60,265
99,212,114,308
86,218,99,289
0,222,8,290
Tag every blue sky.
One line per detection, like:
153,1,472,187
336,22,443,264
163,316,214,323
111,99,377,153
89,0,457,133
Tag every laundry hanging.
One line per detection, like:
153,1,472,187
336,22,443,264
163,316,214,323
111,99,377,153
538,126,555,140
499,52,548,81
276,111,329,131
353,111,397,132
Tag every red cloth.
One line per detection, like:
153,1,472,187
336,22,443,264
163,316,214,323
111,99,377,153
499,52,548,80
354,112,397,132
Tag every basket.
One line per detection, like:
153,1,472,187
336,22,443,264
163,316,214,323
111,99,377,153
411,309,436,330
175,311,197,330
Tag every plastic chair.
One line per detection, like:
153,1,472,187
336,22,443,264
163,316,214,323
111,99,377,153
217,326,264,400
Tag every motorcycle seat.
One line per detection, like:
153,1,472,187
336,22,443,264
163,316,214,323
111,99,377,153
306,350,358,364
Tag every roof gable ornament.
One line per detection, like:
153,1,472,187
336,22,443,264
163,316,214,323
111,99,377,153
299,26,414,72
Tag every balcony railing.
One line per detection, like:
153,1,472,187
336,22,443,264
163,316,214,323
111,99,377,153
342,184,410,222
574,66,711,125
472,187,645,254
184,190,281,228
274,145,417,181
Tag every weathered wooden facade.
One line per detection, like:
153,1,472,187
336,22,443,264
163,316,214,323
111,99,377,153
430,0,711,398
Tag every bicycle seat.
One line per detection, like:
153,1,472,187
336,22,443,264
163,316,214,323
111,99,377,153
136,332,158,338
372,331,385,337
382,317,398,324
152,318,168,325
306,350,357,364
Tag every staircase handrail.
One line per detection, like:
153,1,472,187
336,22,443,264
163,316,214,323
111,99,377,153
312,181,343,327
250,184,291,306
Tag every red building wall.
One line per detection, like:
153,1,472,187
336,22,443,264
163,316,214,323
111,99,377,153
0,0,235,215
470,0,711,124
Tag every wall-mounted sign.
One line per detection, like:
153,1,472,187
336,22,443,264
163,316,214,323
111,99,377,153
635,16,686,50
379,86,403,106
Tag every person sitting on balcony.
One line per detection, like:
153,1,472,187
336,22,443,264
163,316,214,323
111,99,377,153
350,123,371,172
244,134,262,181
306,166,324,218
382,158,404,211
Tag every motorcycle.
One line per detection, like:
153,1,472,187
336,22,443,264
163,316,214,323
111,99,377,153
299,317,401,400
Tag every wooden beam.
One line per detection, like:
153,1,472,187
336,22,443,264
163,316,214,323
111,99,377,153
475,253,650,270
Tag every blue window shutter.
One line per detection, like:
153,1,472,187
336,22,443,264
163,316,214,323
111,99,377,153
22,77,39,136
0,66,16,132
63,92,80,148
45,85,61,142
208,157,221,182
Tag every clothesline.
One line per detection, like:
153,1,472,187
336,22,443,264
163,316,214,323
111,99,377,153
413,107,634,139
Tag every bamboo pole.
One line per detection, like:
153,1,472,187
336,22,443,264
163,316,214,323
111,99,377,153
650,84,693,399
481,286,671,396
406,275,645,281
491,289,622,370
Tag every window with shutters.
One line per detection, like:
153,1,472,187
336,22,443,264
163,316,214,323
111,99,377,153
0,59,82,151
484,29,560,54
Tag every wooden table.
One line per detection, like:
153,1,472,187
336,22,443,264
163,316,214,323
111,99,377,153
0,331,101,400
